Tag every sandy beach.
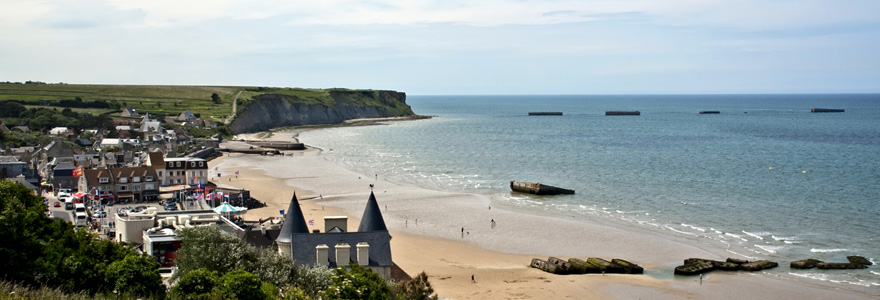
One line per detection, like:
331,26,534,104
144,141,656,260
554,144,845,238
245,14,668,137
208,128,876,299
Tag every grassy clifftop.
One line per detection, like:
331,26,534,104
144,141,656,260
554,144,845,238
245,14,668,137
0,83,411,122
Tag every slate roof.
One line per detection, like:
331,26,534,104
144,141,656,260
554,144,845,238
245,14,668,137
288,230,392,268
276,192,310,244
239,228,281,249
358,192,388,232
280,192,393,268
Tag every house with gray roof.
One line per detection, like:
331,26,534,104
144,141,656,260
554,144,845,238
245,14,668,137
276,192,393,279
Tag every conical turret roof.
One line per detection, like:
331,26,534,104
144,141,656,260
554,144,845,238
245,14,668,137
276,192,309,244
357,192,388,232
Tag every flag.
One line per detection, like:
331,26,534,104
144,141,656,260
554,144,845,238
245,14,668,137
72,167,83,177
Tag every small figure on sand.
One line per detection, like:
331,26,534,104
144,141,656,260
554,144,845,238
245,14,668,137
461,227,464,238
471,274,475,283
406,219,408,227
491,219,495,229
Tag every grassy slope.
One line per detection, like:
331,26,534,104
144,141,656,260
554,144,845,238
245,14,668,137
0,84,408,122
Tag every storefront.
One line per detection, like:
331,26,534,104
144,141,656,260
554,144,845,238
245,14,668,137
116,192,135,203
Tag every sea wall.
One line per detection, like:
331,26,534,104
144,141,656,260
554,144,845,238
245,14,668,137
228,90,413,134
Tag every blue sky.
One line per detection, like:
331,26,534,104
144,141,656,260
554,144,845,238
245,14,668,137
1,0,879,95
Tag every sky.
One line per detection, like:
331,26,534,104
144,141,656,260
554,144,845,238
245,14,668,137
1,0,879,95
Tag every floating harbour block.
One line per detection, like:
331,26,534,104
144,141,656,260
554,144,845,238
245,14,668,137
612,259,644,274
739,260,778,272
674,261,714,276
790,259,822,269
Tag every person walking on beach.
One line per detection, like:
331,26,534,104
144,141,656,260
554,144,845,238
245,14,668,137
491,219,495,229
461,227,464,238
471,274,475,283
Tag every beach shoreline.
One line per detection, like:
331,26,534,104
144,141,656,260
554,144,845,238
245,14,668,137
210,127,876,299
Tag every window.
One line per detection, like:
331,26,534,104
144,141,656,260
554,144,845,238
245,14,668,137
146,176,153,181
99,177,109,183
134,185,140,191
199,161,204,167
119,177,128,184
191,162,196,168
199,171,203,176
157,171,162,177
133,176,141,183
145,184,154,190
176,162,181,167
119,185,128,191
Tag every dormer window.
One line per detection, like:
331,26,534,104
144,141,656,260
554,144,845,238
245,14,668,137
99,177,109,183
119,177,128,184
133,176,141,183
199,161,204,167
146,176,154,181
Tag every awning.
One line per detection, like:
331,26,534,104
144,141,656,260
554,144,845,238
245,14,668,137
117,192,134,197
159,185,191,193
143,191,159,196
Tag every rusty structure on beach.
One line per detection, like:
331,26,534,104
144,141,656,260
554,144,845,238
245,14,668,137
510,181,575,195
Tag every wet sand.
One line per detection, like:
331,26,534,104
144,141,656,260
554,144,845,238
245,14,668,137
207,129,875,299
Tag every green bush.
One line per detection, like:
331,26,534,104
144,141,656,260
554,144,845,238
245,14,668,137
171,268,220,299
105,254,166,298
215,270,267,300
322,264,390,300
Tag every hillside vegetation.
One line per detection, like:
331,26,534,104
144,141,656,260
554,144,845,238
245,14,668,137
0,83,411,126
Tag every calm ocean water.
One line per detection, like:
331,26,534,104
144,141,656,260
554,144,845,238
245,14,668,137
300,94,880,287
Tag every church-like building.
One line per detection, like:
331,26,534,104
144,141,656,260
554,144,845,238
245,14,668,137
276,192,393,278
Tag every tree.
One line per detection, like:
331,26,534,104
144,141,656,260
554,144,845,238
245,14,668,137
214,270,267,300
292,265,331,299
174,225,249,280
322,264,390,300
105,254,165,298
175,225,298,287
171,268,219,299
392,272,438,300
211,93,222,104
0,179,53,285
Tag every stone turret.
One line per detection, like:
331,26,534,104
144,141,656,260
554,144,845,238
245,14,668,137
276,192,309,256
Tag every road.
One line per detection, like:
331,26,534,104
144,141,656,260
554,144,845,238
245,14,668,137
225,90,242,124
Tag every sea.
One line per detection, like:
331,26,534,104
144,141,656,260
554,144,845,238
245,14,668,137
299,94,880,288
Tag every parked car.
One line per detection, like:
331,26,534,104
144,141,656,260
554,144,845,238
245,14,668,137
53,201,61,207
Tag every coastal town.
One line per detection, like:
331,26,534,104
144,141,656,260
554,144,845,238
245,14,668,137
0,84,442,299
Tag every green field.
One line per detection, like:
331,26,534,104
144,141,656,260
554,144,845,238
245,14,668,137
0,83,406,122
0,83,238,121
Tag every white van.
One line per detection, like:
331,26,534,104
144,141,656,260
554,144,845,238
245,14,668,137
74,212,88,227
74,203,86,214
64,198,74,210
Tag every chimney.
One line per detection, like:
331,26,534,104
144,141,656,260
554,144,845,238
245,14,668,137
356,242,370,266
335,243,351,267
324,216,348,232
316,244,329,267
